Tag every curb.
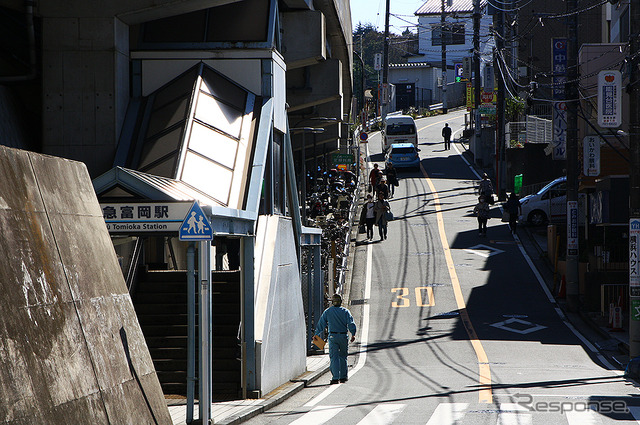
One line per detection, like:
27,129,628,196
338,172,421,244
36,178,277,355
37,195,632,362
217,363,330,425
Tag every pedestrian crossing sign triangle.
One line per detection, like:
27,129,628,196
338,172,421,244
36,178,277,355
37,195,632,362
179,201,213,241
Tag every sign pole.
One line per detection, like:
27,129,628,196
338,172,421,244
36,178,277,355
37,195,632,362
178,201,214,423
629,0,640,358
199,240,212,424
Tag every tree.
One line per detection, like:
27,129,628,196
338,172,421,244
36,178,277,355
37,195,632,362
352,23,418,110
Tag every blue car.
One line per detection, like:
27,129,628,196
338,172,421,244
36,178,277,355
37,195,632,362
385,143,421,170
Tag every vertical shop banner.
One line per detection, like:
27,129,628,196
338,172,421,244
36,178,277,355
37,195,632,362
552,102,567,160
484,65,494,92
552,38,567,100
583,135,601,176
374,53,382,71
567,201,578,256
598,70,622,128
631,219,640,298
551,38,567,160
466,83,473,111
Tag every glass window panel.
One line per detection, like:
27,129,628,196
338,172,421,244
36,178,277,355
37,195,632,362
201,68,247,111
182,152,232,205
142,10,207,43
189,122,238,169
140,155,178,178
194,92,243,138
206,0,269,42
139,127,183,169
153,69,198,109
146,97,189,138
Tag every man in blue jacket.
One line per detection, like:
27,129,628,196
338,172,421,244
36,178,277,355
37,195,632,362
315,294,357,384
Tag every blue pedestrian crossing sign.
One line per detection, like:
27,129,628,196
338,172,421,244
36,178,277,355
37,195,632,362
179,201,213,241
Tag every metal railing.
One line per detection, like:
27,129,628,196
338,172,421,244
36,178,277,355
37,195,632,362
526,115,552,143
505,115,552,147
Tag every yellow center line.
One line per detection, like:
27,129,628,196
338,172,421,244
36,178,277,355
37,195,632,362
421,163,493,404
416,112,465,134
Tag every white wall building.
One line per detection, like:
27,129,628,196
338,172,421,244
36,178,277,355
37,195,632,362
412,0,492,67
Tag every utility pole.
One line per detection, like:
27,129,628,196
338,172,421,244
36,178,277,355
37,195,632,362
382,0,390,120
441,0,448,113
629,0,640,358
565,0,580,312
495,6,506,199
473,0,481,148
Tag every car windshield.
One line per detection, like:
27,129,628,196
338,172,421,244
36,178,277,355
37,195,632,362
391,147,416,154
536,179,564,195
387,124,415,135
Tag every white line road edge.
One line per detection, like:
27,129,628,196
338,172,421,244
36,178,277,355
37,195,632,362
453,130,618,371
304,156,375,408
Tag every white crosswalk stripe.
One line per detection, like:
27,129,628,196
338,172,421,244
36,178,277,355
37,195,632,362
565,409,602,425
497,403,532,425
425,403,468,425
287,401,640,425
355,404,405,424
288,405,345,425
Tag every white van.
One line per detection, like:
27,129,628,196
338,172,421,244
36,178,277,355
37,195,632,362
381,115,418,152
519,176,586,225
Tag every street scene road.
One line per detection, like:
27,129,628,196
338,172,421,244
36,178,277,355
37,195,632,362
244,111,639,424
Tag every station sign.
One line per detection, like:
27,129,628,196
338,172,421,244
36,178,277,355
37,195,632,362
332,153,354,166
101,201,193,233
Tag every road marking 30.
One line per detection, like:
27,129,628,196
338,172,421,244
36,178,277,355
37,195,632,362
391,287,435,307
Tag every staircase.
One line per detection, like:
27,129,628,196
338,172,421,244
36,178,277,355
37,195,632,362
133,269,241,399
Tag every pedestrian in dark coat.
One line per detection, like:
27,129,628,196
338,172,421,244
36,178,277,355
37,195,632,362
384,163,398,197
369,163,382,194
374,192,390,240
360,194,376,240
473,195,490,236
377,178,390,199
442,123,452,150
504,192,522,234
478,173,494,204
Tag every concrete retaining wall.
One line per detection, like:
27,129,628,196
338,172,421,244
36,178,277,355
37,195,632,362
0,146,171,424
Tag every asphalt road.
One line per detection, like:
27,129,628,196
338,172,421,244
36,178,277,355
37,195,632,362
245,111,639,424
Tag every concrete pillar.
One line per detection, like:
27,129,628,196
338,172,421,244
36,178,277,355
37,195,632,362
41,16,129,177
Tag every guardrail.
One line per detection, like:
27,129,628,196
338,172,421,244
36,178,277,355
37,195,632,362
427,103,443,111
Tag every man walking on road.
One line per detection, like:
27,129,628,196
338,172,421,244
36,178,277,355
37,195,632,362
315,294,356,384
442,123,452,150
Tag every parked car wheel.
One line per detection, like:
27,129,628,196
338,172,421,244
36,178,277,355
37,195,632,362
528,210,547,226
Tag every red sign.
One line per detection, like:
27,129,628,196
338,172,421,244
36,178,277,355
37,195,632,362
481,91,494,104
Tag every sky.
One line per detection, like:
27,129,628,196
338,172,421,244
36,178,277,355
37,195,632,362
350,0,424,35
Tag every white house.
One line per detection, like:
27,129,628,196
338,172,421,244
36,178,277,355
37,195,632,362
412,0,492,67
